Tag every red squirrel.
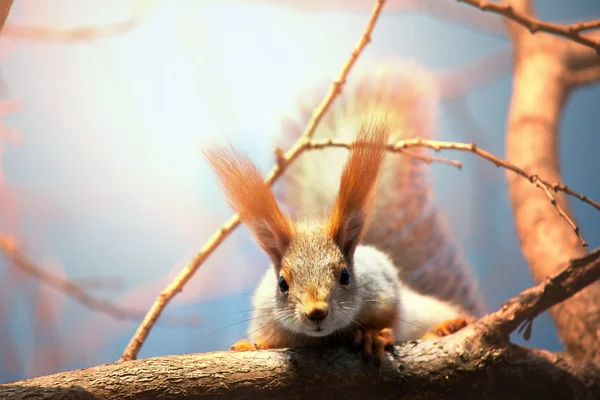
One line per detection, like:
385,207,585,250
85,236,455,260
203,62,484,363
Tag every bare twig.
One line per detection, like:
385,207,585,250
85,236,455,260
307,137,594,247
0,235,196,325
249,0,507,36
301,0,387,141
458,0,600,53
1,1,155,41
397,148,462,169
119,0,389,362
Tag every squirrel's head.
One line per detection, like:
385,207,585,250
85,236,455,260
204,118,389,338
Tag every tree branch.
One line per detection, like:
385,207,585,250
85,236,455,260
0,235,196,326
566,31,600,71
305,137,597,247
566,64,600,87
503,0,600,361
459,0,600,53
3,248,600,399
0,2,155,41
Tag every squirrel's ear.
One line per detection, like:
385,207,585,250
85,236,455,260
331,210,367,262
203,146,293,266
328,119,389,261
250,219,291,266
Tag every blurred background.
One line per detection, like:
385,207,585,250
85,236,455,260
0,0,599,383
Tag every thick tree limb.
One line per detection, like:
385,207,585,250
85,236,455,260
2,344,598,400
504,0,600,362
3,248,600,399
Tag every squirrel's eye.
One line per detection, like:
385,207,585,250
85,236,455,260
340,268,351,285
278,276,289,293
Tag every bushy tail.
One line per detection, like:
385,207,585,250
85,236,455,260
275,61,485,317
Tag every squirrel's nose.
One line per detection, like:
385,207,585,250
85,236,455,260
305,307,329,322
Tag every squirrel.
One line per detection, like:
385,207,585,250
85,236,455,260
203,61,485,363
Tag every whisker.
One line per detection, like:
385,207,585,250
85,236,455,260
331,279,378,301
290,293,303,305
232,292,282,301
210,306,292,318
234,313,292,346
368,309,436,336
337,303,436,336
199,313,280,339
261,325,283,348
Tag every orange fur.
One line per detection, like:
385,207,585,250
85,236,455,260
230,339,257,352
230,339,272,351
327,118,390,252
421,316,470,339
203,146,294,262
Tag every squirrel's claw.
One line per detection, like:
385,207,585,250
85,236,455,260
354,327,394,366
230,339,256,352
230,339,269,351
422,316,470,339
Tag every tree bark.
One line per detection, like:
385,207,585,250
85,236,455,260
504,0,600,362
0,342,598,400
3,248,600,399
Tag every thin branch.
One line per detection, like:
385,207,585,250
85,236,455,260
248,0,507,36
307,137,595,247
301,0,386,141
458,0,600,54
566,31,600,71
397,148,462,169
1,2,156,41
119,0,389,362
566,64,600,87
2,23,139,41
0,235,196,326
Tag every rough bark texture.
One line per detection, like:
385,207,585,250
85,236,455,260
504,0,600,362
0,341,599,400
2,248,599,399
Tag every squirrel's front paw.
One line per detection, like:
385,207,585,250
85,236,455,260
230,339,270,351
422,316,470,339
354,328,394,366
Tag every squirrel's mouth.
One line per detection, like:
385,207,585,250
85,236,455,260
307,325,330,337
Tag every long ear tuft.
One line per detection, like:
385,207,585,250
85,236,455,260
328,117,390,261
203,145,294,265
